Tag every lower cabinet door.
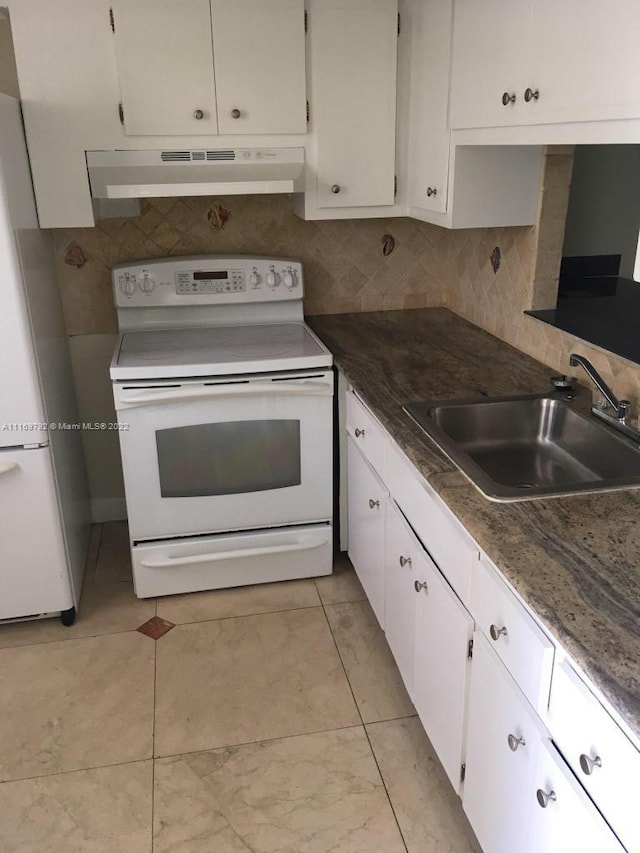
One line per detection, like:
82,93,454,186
463,631,545,853
384,501,419,696
412,542,473,791
347,436,386,626
528,739,626,853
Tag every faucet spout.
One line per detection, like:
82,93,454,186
569,354,630,422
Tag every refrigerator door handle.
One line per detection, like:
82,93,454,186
0,462,19,475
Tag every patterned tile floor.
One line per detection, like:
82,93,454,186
0,523,481,852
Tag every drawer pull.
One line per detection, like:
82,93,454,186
414,579,428,593
355,428,365,438
489,624,508,641
368,498,380,510
524,87,540,103
399,555,412,568
507,733,526,752
536,788,557,808
579,753,602,775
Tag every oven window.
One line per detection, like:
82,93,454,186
156,420,301,497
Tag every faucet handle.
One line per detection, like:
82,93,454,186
619,400,631,421
551,375,574,391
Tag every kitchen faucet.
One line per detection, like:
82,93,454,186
569,353,640,442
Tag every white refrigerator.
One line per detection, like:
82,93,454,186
0,92,89,624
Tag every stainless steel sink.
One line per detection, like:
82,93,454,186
404,393,640,500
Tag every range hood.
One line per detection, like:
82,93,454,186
86,148,305,199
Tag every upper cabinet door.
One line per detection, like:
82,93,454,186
211,0,307,134
527,0,640,125
406,0,452,214
312,0,398,208
113,0,218,135
449,0,531,129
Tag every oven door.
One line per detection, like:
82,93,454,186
114,370,333,540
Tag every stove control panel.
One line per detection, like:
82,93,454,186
113,256,304,307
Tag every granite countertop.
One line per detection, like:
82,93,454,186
307,308,640,744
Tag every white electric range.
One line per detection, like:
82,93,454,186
110,255,334,598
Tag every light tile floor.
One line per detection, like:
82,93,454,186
0,523,481,853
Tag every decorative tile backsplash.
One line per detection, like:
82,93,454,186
52,147,640,409
51,195,450,336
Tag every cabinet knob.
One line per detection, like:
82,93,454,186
502,91,516,106
354,428,365,438
507,733,526,752
536,788,557,808
331,184,341,194
579,753,602,775
399,555,412,568
489,624,508,641
193,109,205,120
524,88,539,103
231,108,241,119
368,498,380,510
426,186,438,197
414,579,428,593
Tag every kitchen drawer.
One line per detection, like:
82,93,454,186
386,440,477,605
472,556,554,714
549,659,640,853
345,389,387,479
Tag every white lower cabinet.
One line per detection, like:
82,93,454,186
464,633,625,853
347,435,386,627
529,738,626,853
463,631,545,853
384,501,418,694
411,526,474,792
385,497,474,792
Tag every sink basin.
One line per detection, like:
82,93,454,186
404,393,640,500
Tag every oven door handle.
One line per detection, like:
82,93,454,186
139,536,327,569
117,379,333,409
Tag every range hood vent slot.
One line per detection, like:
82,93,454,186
86,148,305,199
161,151,191,162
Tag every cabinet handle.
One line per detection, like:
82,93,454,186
231,108,241,119
524,88,539,103
399,555,412,568
414,579,428,593
501,91,516,106
507,733,526,752
194,109,205,120
368,498,380,510
426,186,437,197
354,428,365,438
489,624,508,641
579,753,602,775
536,788,557,808
331,184,341,194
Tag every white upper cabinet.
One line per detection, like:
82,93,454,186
112,0,219,135
450,0,640,130
311,0,398,208
526,0,640,126
211,0,306,135
406,0,452,214
112,0,306,136
449,0,531,130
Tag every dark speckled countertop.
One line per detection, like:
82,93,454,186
308,308,640,744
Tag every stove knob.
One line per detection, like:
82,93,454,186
119,275,137,298
282,271,294,289
138,273,156,294
250,271,261,287
267,270,280,288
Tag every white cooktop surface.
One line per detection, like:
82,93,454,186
111,322,332,380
